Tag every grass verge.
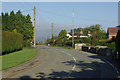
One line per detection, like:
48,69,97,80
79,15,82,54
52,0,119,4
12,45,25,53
1,47,37,70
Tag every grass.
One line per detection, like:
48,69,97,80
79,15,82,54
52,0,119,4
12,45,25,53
1,47,37,70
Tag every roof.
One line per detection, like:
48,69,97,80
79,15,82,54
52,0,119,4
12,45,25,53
67,33,87,36
108,27,119,34
53,34,58,39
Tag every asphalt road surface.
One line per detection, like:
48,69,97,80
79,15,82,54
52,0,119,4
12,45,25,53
10,45,119,78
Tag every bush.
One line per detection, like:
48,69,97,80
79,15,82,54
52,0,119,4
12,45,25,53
115,29,120,55
65,40,72,47
2,31,23,54
46,39,54,45
98,41,116,51
81,37,91,43
23,40,31,47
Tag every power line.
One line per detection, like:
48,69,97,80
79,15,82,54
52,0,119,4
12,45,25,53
21,9,34,13
36,8,113,23
36,8,72,19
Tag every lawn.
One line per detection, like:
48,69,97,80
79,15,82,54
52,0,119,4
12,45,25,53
1,47,37,70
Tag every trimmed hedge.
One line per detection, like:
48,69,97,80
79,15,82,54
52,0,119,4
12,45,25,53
2,31,23,54
116,29,120,53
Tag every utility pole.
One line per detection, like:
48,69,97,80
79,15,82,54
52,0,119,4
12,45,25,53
52,23,53,39
47,32,49,41
72,9,74,48
34,6,36,47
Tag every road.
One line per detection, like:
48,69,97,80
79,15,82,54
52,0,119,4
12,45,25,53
10,45,118,78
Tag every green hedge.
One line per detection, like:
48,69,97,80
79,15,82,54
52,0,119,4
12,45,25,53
2,31,23,54
116,29,120,54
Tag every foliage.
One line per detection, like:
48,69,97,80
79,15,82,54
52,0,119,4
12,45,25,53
80,37,91,43
2,10,33,47
74,24,106,46
46,39,54,45
106,42,116,51
70,24,106,40
115,26,120,54
1,47,37,70
57,29,68,46
65,40,72,47
70,24,105,34
99,42,116,51
46,24,107,48
2,31,23,54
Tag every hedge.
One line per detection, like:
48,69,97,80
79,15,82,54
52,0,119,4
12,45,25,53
2,31,23,54
115,29,120,54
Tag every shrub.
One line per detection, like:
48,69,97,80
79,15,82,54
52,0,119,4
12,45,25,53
23,40,31,47
2,31,23,54
81,37,91,43
65,40,72,47
115,29,120,55
46,39,54,45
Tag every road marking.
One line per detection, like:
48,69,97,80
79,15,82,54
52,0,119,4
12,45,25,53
100,57,119,74
58,50,77,76
82,50,120,75
73,57,76,62
72,63,76,70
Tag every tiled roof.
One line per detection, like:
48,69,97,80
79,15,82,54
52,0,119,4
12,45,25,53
108,27,119,34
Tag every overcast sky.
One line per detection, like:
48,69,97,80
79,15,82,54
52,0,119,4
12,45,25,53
2,2,118,42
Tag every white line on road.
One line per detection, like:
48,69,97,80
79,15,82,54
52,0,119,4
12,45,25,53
72,62,76,70
73,57,76,62
59,50,77,75
100,57,119,74
62,51,76,71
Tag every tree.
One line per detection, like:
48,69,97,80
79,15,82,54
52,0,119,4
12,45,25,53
2,10,33,47
9,11,15,31
69,24,106,46
115,26,120,56
70,24,105,36
2,12,9,31
57,30,68,46
15,10,24,33
22,14,33,46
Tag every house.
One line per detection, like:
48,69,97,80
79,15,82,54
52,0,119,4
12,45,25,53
66,33,72,38
53,34,58,40
66,30,90,39
107,27,119,39
88,31,92,37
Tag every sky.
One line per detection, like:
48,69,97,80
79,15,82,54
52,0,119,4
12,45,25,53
2,2,118,42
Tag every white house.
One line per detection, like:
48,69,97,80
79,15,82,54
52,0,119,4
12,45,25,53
80,35,88,38
66,33,72,38
66,33,88,39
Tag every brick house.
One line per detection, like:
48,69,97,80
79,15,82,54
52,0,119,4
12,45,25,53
107,27,119,39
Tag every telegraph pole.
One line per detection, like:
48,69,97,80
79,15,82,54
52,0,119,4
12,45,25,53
34,6,36,47
72,9,74,48
47,32,49,41
52,23,53,39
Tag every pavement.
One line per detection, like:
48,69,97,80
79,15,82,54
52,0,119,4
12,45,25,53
2,45,120,78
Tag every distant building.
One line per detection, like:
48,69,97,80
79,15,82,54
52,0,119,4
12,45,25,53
87,31,91,37
66,30,90,39
66,33,72,38
107,27,119,39
53,34,58,40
